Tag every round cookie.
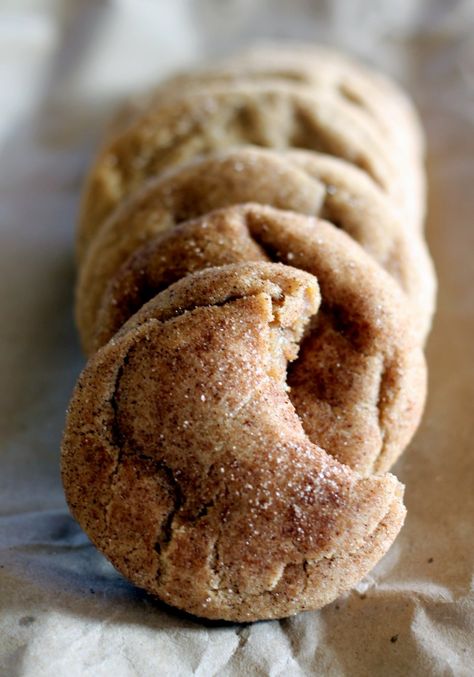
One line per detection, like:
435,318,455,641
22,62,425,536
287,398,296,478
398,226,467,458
96,205,426,475
162,44,423,157
110,43,424,221
283,150,434,326
156,45,424,173
76,148,435,354
77,81,415,259
62,261,406,622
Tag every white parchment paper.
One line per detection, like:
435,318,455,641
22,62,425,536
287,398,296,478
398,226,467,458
1,1,473,675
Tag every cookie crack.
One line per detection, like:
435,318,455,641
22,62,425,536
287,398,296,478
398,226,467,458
131,281,291,331
109,354,129,452
372,359,392,473
156,461,226,585
154,461,184,556
210,484,398,604
103,348,132,524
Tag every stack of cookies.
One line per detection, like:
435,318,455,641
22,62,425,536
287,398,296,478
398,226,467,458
62,44,436,621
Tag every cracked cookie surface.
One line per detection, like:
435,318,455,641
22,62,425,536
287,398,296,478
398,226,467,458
76,148,435,354
65,44,435,623
62,262,406,621
116,43,423,165
125,43,425,227
95,211,426,475
77,78,422,259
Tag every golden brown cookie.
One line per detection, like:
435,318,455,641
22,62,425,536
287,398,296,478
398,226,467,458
108,43,425,228
95,207,426,475
282,150,434,326
62,262,406,622
149,43,424,160
77,81,418,259
65,45,436,623
76,148,434,354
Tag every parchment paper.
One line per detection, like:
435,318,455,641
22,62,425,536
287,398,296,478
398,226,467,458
1,1,473,675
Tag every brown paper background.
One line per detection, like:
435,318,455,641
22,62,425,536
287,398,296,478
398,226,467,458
0,1,473,675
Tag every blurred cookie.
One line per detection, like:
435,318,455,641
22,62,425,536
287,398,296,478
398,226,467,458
108,43,425,228
77,81,418,259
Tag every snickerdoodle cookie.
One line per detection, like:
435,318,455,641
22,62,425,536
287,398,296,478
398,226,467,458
63,44,435,623
125,43,423,163
93,205,426,475
62,262,406,622
105,43,425,229
77,148,434,354
77,81,419,259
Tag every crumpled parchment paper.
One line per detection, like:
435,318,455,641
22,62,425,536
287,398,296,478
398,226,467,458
1,1,473,675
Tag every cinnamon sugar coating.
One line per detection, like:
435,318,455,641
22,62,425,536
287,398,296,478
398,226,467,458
115,42,424,227
95,206,426,475
62,45,436,622
78,76,423,259
117,43,423,164
62,263,406,621
77,148,434,354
